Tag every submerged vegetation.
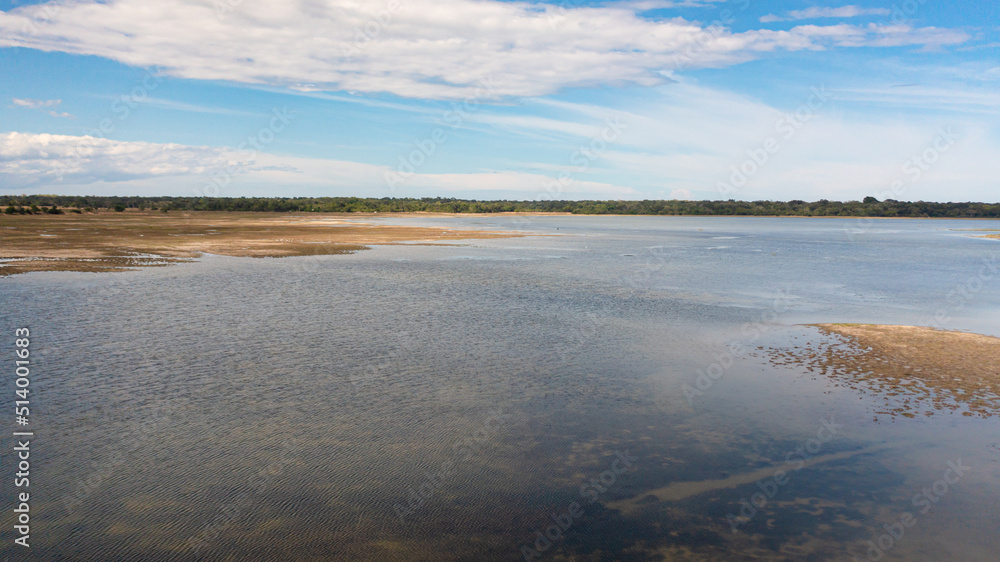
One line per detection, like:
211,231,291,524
2,195,1000,217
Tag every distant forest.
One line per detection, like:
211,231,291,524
3,195,1000,218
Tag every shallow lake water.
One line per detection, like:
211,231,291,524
2,216,999,560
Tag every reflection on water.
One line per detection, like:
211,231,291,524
1,217,999,560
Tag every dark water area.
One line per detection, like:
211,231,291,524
1,216,998,560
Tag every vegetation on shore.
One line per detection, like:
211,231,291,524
3,195,1000,218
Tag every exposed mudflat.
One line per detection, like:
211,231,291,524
0,211,523,275
760,324,1000,419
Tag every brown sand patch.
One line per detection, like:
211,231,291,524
0,211,523,276
760,324,1000,419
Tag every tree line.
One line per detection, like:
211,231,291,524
3,195,999,218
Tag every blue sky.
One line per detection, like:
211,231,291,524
0,0,997,201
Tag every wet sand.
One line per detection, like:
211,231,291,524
761,324,1000,418
0,211,523,276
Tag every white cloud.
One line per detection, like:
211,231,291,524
10,97,74,118
0,0,968,100
402,171,639,198
137,97,263,117
0,132,236,186
864,24,970,50
761,5,891,23
829,85,1000,114
0,131,639,199
980,66,1000,81
0,131,392,194
471,81,1000,202
12,98,60,109
611,0,726,9
2,78,997,202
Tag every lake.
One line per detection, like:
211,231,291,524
2,215,998,560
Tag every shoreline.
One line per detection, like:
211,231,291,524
761,324,1000,419
0,211,525,276
4,212,997,276
324,212,997,220
8,209,1000,220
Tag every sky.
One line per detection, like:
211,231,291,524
0,0,997,202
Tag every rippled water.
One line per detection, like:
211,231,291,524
2,216,999,560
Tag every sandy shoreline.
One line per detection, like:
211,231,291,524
761,324,1000,419
0,211,524,276
4,211,996,276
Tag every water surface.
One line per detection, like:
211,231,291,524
1,216,998,560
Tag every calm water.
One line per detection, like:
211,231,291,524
1,216,999,560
